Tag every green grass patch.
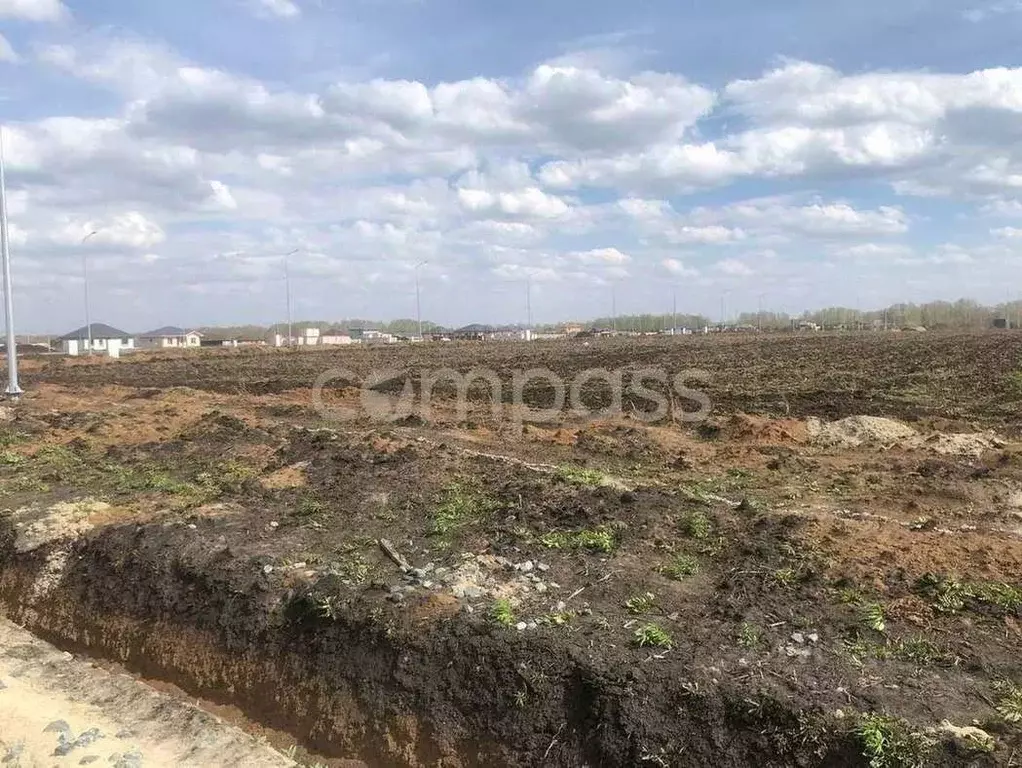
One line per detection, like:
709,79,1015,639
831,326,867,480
915,573,1022,616
857,714,931,768
540,526,617,553
633,623,673,649
555,465,611,488
625,592,658,615
660,554,700,580
680,510,712,539
490,598,516,627
994,681,1022,723
431,481,501,537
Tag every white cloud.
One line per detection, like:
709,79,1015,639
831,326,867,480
982,199,1022,217
0,0,66,21
0,33,18,62
572,247,631,265
715,259,754,276
993,226,1022,239
833,243,916,260
662,258,697,277
963,1,1022,22
253,0,300,18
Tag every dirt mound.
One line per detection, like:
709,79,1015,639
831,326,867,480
724,414,808,444
807,415,918,448
808,416,1007,457
914,431,1006,458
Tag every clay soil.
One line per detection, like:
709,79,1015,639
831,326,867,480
0,331,1021,766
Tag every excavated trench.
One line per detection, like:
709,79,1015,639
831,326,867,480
0,510,866,767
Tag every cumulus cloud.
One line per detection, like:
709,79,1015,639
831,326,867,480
0,33,19,62
0,0,66,21
253,0,301,18
662,258,697,278
8,28,1022,329
993,226,1022,239
715,259,754,276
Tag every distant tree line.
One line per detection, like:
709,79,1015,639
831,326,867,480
197,298,1022,338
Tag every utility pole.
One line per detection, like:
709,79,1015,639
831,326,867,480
757,293,765,332
415,260,427,339
283,248,298,347
526,277,532,333
672,288,677,335
81,231,98,354
0,126,21,397
612,284,617,332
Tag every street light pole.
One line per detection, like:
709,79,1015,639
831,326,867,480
414,260,427,339
283,248,298,347
81,231,97,354
0,126,21,397
526,277,533,335
672,288,677,335
612,284,617,332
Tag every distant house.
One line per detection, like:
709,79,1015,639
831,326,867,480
449,324,531,341
137,326,203,349
271,328,323,347
320,328,353,345
199,331,267,348
59,323,135,357
349,328,395,345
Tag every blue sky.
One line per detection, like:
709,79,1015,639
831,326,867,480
2,0,1022,332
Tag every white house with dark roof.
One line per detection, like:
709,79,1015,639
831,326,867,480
137,326,203,349
59,323,135,357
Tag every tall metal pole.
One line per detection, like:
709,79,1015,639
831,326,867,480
526,277,532,332
414,260,427,339
81,231,97,355
0,127,21,396
757,293,765,332
284,248,297,347
612,284,617,332
672,288,677,335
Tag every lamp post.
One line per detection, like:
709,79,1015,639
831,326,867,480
81,231,98,354
672,287,677,335
414,260,427,339
283,248,298,347
0,126,21,396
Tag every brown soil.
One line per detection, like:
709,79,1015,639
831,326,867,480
0,332,1020,766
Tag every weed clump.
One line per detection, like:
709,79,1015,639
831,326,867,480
540,526,616,553
633,623,673,649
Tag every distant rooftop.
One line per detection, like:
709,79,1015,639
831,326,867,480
59,323,130,341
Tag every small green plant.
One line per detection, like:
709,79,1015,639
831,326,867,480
490,598,516,627
513,690,528,708
432,482,500,537
994,681,1022,723
737,622,762,648
835,586,865,605
316,595,339,620
296,497,325,518
634,623,673,649
862,603,887,633
625,592,658,615
661,554,699,580
772,567,798,588
540,526,616,553
857,714,930,768
889,637,942,665
539,611,573,626
556,465,611,488
975,582,1022,612
577,528,616,552
0,449,24,466
680,510,711,539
